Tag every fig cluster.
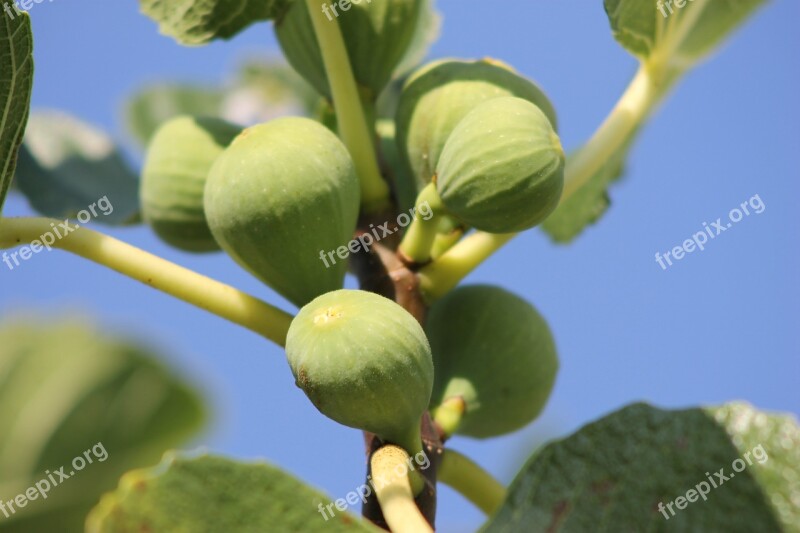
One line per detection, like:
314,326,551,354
136,1,562,454
396,59,564,233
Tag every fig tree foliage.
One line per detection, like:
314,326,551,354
0,1,794,532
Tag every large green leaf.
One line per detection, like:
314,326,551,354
14,111,140,225
139,0,293,46
0,12,33,216
87,453,382,532
604,0,767,70
483,402,800,532
0,319,207,533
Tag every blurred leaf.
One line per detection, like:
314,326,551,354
0,13,33,215
125,85,225,147
140,0,292,46
125,61,317,149
14,111,140,225
0,319,207,533
541,140,631,243
604,0,767,70
483,402,800,532
87,453,382,532
394,0,441,77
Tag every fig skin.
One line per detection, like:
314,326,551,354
436,97,565,233
396,58,558,191
275,0,422,101
140,116,241,252
426,285,558,439
286,290,434,455
204,118,360,307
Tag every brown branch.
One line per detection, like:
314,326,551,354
350,209,443,530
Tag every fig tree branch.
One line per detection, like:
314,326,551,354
0,217,293,346
437,448,506,516
305,0,391,214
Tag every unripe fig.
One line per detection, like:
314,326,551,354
204,118,359,307
275,0,421,101
436,97,565,233
426,285,558,439
140,116,241,252
286,290,433,455
396,58,558,190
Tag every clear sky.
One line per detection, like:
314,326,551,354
1,1,798,531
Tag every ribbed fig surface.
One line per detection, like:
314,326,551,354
396,58,558,191
426,285,558,438
286,290,433,453
436,97,565,233
204,118,359,307
275,0,421,100
140,116,241,252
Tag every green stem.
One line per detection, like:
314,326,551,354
418,65,665,301
563,65,661,198
438,449,506,516
398,183,445,265
371,445,433,533
0,217,293,346
305,0,391,213
431,396,466,439
418,232,516,301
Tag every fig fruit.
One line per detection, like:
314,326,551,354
286,290,433,455
396,58,558,190
275,0,422,101
426,285,558,438
436,96,565,233
140,116,241,252
204,118,359,307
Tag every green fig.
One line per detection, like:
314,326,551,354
286,289,433,455
396,58,558,192
204,118,359,307
426,285,558,439
435,97,565,233
275,0,422,101
140,116,241,252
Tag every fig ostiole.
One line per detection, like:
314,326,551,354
396,58,559,194
436,96,565,233
285,289,434,456
426,285,558,439
140,116,241,253
275,0,422,101
204,118,360,308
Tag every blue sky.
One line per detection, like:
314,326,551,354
1,1,798,531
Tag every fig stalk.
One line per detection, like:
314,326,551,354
304,0,391,213
398,182,445,266
438,449,506,516
0,217,293,345
370,445,433,533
